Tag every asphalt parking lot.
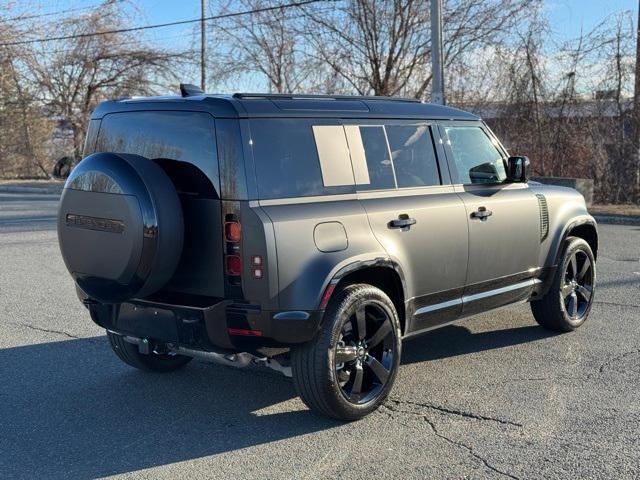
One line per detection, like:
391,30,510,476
0,192,638,479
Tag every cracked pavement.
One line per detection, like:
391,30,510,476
0,193,639,479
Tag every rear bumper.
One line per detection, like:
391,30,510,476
86,297,322,352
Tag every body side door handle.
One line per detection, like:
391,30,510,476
388,213,416,229
471,206,493,220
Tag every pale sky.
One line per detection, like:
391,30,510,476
7,0,637,50
3,0,638,94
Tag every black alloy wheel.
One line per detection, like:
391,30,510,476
531,236,596,332
334,301,397,404
561,248,594,321
291,284,402,421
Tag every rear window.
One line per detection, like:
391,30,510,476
94,111,220,197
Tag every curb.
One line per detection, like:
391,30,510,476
0,185,63,195
593,214,640,226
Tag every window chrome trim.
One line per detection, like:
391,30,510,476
258,193,359,206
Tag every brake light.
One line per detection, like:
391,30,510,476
225,221,242,242
224,213,242,285
225,255,242,276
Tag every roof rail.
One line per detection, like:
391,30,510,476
232,93,423,103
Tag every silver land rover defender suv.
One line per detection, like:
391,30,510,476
57,87,597,420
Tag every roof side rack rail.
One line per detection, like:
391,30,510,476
232,93,423,103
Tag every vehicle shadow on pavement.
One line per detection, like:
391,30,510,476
401,324,559,364
0,337,339,479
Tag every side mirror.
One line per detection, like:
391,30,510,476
507,156,530,183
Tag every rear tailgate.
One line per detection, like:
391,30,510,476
87,110,226,298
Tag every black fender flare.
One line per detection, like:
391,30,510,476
317,256,408,310
538,215,598,297
552,216,598,266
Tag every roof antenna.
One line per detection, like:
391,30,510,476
180,83,204,97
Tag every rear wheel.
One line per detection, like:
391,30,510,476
291,284,401,421
107,331,192,372
531,236,596,332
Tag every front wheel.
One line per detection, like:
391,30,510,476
291,284,402,421
107,331,193,372
531,236,596,332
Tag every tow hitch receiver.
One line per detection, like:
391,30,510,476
119,333,150,355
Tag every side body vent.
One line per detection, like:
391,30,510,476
535,193,549,241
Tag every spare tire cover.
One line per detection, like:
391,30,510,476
58,152,184,303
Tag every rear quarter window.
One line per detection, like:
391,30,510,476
249,119,355,200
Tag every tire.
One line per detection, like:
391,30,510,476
107,331,193,372
291,284,402,421
531,236,596,332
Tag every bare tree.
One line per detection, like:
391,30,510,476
302,0,430,96
482,10,637,203
301,0,539,98
19,2,175,162
592,12,635,202
211,0,324,93
0,22,53,178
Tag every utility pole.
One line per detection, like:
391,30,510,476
430,0,445,105
634,0,640,201
200,0,206,92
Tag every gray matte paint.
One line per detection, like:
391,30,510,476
258,196,385,310
247,120,595,337
313,222,348,252
454,183,541,286
58,189,142,282
250,178,593,337
529,184,598,268
357,186,468,302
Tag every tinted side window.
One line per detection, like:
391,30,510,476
82,119,101,157
386,125,440,188
444,126,506,184
358,126,396,190
249,119,354,199
95,111,219,196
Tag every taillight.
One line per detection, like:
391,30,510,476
225,255,242,276
224,214,242,284
225,221,242,242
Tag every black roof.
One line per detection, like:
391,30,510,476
91,93,479,121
